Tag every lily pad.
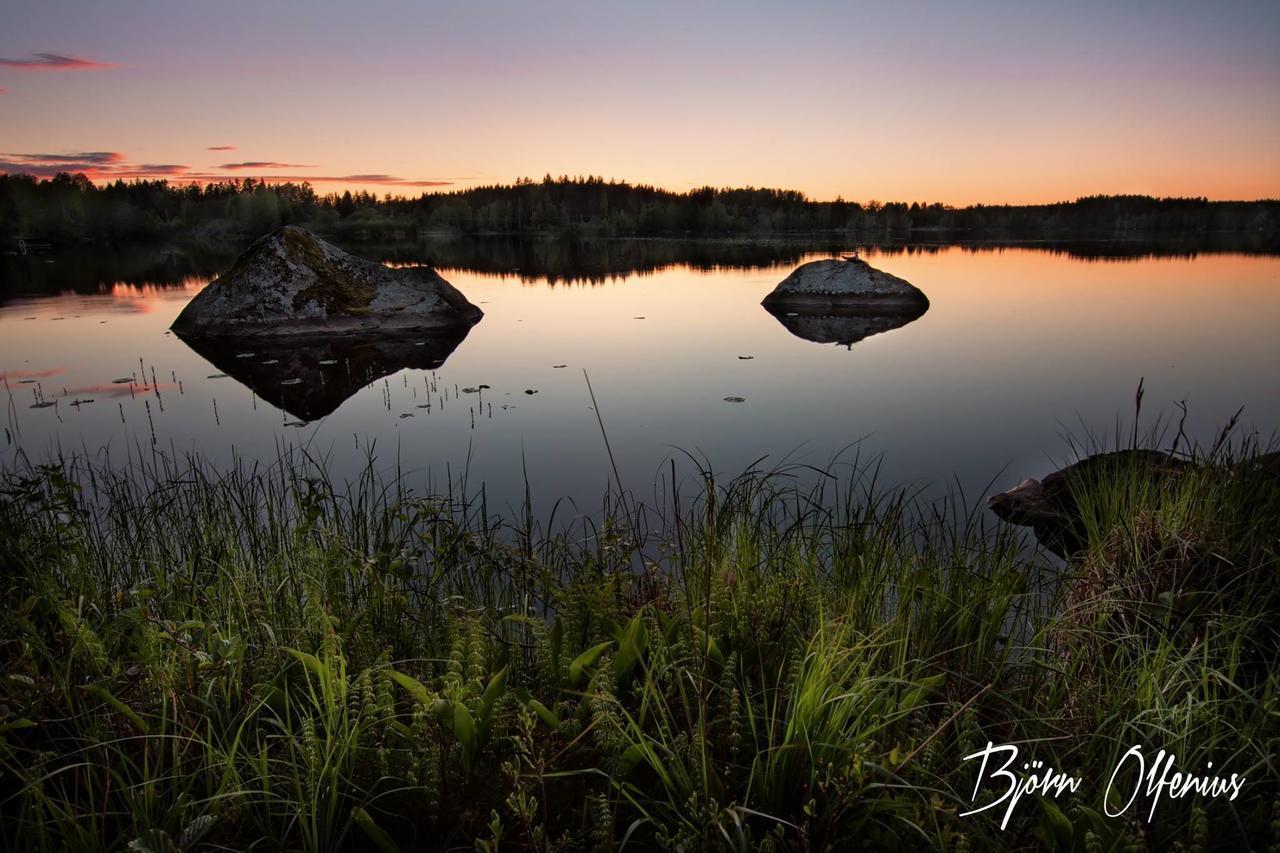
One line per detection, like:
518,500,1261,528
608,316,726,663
723,396,745,403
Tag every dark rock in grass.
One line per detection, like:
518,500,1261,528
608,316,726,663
988,450,1198,558
171,226,482,337
761,257,928,314
176,330,472,421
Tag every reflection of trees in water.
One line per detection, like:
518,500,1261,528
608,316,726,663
0,244,238,299
5,233,1277,301
408,236,842,286
863,233,1280,262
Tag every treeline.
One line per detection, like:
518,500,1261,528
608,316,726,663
2,171,1278,246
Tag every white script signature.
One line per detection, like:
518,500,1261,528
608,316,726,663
960,742,1245,829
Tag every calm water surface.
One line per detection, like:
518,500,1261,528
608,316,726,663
2,243,1278,513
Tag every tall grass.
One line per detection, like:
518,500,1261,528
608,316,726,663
0,435,1275,850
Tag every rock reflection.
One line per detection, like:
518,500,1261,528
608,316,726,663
763,302,927,348
174,329,473,421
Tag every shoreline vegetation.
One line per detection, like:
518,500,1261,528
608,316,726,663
1,423,1277,850
2,173,1278,249
6,231,1278,301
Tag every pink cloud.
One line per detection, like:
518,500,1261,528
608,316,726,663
0,150,453,188
219,161,316,169
0,151,177,180
206,145,236,151
0,52,116,71
6,151,125,165
332,174,453,187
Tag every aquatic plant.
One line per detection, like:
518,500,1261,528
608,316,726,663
0,433,1275,850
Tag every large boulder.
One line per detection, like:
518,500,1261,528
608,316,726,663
761,257,929,313
171,226,482,337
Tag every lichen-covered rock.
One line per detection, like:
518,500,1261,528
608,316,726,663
171,226,482,337
761,257,928,312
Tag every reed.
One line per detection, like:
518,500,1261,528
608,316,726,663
0,432,1275,850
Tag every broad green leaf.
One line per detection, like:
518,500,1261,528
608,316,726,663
691,624,724,665
85,685,148,735
1034,796,1074,850
568,641,613,687
385,669,434,707
285,648,328,683
897,673,945,714
525,698,560,729
479,666,508,721
352,807,402,853
451,703,477,755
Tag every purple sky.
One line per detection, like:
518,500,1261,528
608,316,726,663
2,0,1278,202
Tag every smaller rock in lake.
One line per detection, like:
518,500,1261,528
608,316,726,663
762,257,928,313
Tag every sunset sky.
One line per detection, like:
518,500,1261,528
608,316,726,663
2,0,1278,204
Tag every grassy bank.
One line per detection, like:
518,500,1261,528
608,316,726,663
0,441,1276,851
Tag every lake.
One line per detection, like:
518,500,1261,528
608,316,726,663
3,239,1278,514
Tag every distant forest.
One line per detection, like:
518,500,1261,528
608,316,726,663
2,172,1277,246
